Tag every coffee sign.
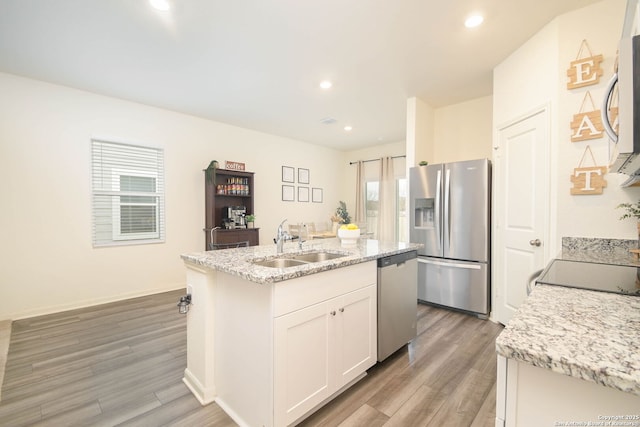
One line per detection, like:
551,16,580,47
225,161,245,171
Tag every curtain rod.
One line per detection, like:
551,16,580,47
349,155,406,165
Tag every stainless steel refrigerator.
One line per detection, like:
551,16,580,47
409,159,491,316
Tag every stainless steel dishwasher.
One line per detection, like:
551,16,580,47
377,250,418,362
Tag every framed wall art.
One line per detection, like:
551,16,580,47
298,186,309,202
282,185,295,201
282,166,294,183
298,168,309,184
312,188,323,203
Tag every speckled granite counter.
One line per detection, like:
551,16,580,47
561,236,640,267
181,238,421,284
496,238,640,396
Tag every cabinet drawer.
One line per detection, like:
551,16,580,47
273,261,376,317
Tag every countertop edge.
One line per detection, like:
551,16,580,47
496,284,640,397
180,239,422,284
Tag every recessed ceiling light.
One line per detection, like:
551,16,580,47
344,125,353,132
465,14,484,28
149,0,170,11
319,80,333,90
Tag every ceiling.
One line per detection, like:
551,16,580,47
0,0,601,150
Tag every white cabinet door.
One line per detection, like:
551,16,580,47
335,285,376,386
274,284,376,427
274,300,334,427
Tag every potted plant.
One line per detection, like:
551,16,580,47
330,201,351,234
616,200,640,245
245,214,255,228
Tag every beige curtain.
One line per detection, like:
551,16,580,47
354,160,365,224
377,156,396,242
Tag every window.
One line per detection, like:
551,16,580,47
365,179,407,241
365,181,379,235
92,139,165,246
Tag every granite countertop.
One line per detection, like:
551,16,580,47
496,273,640,396
181,238,422,284
561,236,640,267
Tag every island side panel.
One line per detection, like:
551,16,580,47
183,262,217,405
214,272,275,427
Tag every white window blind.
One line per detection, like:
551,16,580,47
91,139,165,247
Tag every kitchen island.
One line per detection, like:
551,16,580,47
180,238,421,427
495,238,640,426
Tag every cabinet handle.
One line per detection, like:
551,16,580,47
330,310,336,316
339,308,344,313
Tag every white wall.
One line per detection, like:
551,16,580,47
433,96,493,163
555,0,640,241
406,97,434,168
407,95,493,168
493,18,561,256
494,0,638,249
0,72,343,319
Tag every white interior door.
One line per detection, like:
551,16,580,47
494,108,550,325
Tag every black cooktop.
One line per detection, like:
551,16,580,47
536,259,640,296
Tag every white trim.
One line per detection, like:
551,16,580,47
8,284,185,320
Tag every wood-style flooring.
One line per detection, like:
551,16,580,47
0,289,503,426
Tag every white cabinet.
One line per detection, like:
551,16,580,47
206,260,377,427
274,285,376,426
496,355,640,426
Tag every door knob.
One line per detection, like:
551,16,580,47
529,239,541,247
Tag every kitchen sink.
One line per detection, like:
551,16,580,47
251,251,348,268
252,258,309,268
287,251,347,263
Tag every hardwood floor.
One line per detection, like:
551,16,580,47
0,290,503,426
300,304,503,427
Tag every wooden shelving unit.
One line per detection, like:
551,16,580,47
204,168,259,250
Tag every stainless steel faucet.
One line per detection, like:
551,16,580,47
298,223,307,250
275,219,292,253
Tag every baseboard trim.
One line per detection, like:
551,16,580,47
0,319,12,402
183,368,216,406
8,285,185,321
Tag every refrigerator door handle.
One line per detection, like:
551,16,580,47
435,169,442,248
417,258,482,270
443,168,451,253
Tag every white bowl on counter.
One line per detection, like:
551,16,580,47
337,228,360,246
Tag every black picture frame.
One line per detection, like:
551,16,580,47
282,166,294,183
298,168,309,184
282,185,295,201
312,188,323,203
298,186,309,202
